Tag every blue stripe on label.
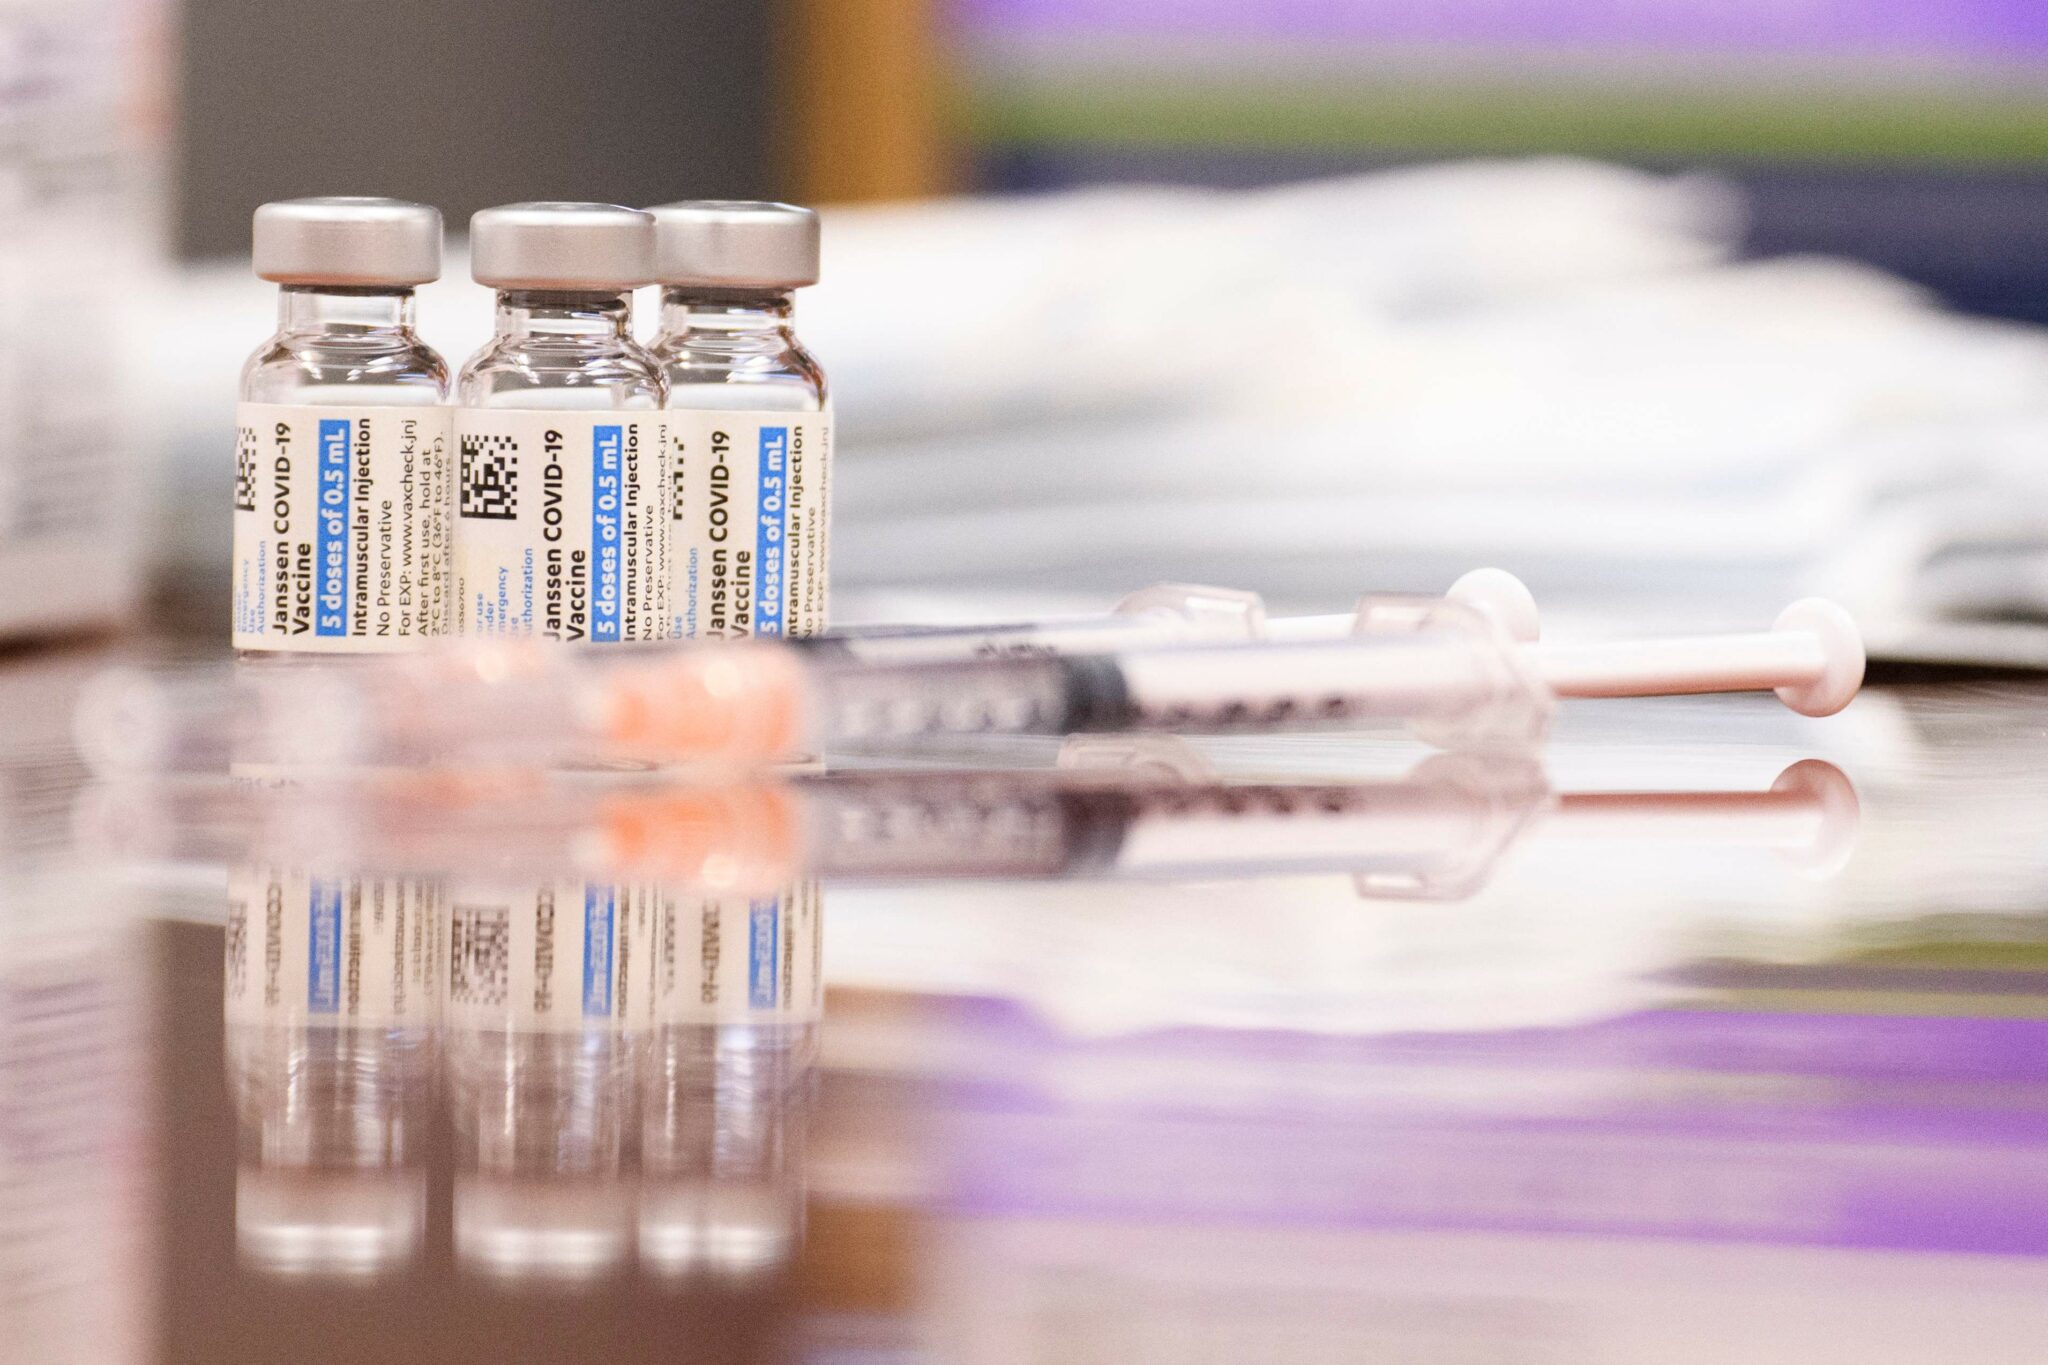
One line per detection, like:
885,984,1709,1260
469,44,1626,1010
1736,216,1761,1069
315,419,351,637
308,879,342,1013
582,885,615,1017
591,425,623,642
748,899,779,1009
756,427,789,637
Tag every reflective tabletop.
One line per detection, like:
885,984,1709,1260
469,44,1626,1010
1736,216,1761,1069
9,643,2048,1364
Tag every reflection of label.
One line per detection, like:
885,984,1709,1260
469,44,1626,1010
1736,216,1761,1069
452,410,668,641
232,402,453,652
445,880,657,1031
649,882,822,1025
667,409,830,641
223,867,443,1026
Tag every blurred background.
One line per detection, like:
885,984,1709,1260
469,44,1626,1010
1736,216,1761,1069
177,0,2048,313
15,0,2048,650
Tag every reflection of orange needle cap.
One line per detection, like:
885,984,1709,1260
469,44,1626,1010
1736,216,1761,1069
597,646,804,764
595,785,797,889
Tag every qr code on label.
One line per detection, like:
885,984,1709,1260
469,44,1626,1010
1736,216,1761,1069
460,434,518,519
450,902,510,1006
234,427,257,512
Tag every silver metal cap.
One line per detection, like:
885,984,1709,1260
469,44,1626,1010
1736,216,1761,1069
252,197,443,287
469,202,654,291
647,201,820,290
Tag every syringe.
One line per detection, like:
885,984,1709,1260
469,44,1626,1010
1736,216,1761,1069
79,759,1858,897
820,566,1542,660
76,592,1862,775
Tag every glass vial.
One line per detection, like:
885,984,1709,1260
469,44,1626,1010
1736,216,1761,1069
647,200,830,642
453,202,667,643
647,203,832,993
233,198,452,656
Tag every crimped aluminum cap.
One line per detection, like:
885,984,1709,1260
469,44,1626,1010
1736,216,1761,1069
647,201,820,289
252,197,442,287
469,202,654,291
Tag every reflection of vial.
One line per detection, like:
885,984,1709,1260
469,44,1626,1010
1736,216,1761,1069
232,199,452,656
222,867,441,1277
647,201,830,642
442,880,650,1281
453,203,668,642
639,884,820,1275
638,1024,813,1278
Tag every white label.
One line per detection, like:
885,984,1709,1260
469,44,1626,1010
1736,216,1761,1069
223,867,444,1027
667,408,831,640
452,409,668,641
647,883,823,1026
232,402,453,652
444,879,660,1032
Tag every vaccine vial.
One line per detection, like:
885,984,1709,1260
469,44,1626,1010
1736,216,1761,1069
233,198,452,655
454,203,668,643
647,201,830,642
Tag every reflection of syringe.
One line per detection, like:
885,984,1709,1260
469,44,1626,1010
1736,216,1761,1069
77,590,1862,774
84,759,1859,900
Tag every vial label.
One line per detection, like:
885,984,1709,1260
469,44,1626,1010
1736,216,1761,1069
648,882,823,1026
444,880,659,1032
231,403,453,652
224,867,445,1027
667,409,832,641
452,410,669,641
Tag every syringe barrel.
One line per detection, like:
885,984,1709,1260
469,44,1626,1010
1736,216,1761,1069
75,649,593,775
812,612,1188,665
1112,633,1551,744
806,653,1115,748
812,630,1550,751
78,623,1557,778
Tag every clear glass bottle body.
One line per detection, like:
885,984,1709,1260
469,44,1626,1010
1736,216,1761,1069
236,288,449,664
654,287,831,648
650,288,825,413
459,289,664,410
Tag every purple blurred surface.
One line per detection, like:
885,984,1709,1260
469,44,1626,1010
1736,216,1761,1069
960,0,2048,57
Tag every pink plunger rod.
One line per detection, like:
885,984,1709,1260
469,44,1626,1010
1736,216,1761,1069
1428,572,1865,718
